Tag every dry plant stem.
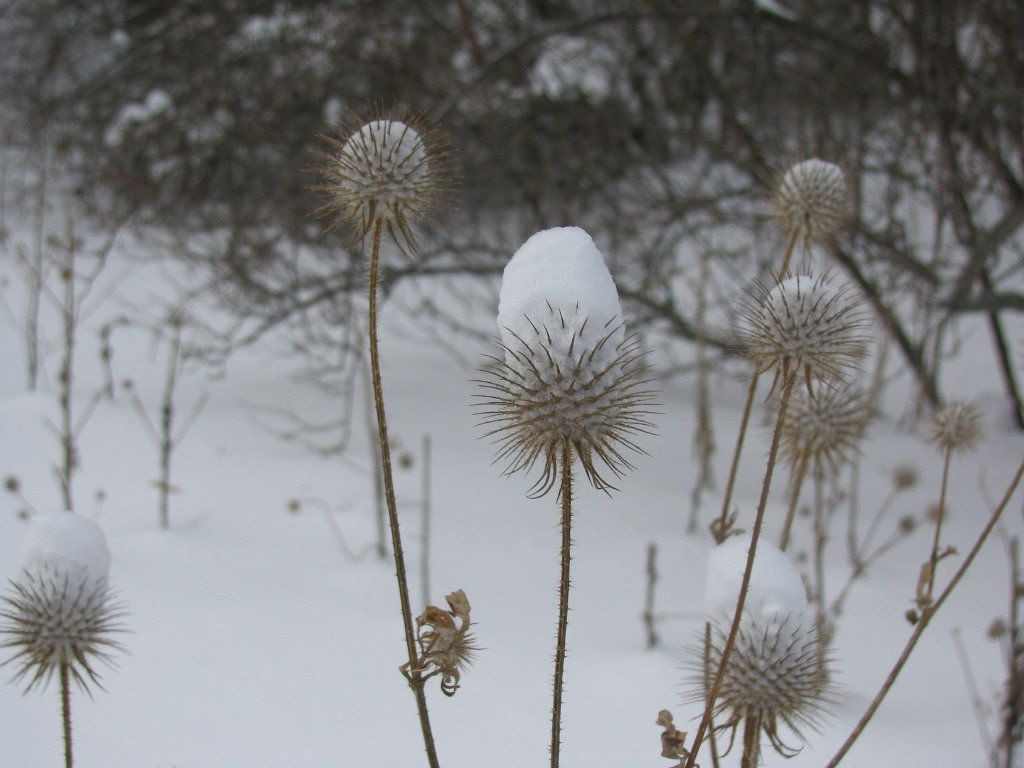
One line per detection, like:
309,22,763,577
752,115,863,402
741,715,761,768
60,662,72,768
825,454,1024,768
685,374,797,768
365,222,441,768
925,448,953,600
779,452,811,551
714,375,759,541
779,229,799,277
551,442,573,768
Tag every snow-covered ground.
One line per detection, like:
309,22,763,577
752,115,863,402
0,204,1022,768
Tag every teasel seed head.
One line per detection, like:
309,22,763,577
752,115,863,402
694,613,833,760
774,159,851,244
928,399,983,455
779,381,871,473
737,273,868,391
2,566,126,695
316,109,452,253
478,227,658,497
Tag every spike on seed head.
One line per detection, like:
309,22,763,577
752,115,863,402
315,108,453,253
774,159,850,244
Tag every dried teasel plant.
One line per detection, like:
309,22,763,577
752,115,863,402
688,537,833,768
477,226,656,768
1,512,127,768
778,382,871,552
917,399,985,610
316,108,455,768
315,108,453,253
403,589,477,697
696,614,833,767
737,273,868,394
773,159,851,254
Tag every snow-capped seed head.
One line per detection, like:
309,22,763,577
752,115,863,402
2,514,125,695
317,111,451,252
928,399,983,455
478,227,657,497
693,536,832,760
780,382,870,472
737,274,868,388
774,159,850,244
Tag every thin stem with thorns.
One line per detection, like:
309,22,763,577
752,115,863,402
551,442,573,768
365,221,440,768
825,455,1024,768
712,375,759,543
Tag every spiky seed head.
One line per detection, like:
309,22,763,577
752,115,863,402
929,399,983,454
1,566,126,695
892,464,919,490
316,110,452,252
780,382,870,472
774,159,850,244
695,613,833,758
737,274,868,389
477,227,657,496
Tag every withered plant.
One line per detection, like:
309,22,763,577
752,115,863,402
477,226,656,768
317,108,455,768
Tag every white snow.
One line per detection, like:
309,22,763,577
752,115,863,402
104,89,173,147
497,226,622,356
20,510,112,585
705,534,808,625
0,185,1022,767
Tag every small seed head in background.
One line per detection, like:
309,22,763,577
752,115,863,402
892,464,919,490
737,273,868,390
774,159,850,244
928,399,983,455
780,382,871,473
316,110,453,252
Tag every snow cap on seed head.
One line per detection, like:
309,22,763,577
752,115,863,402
20,511,111,586
479,227,656,497
738,273,868,388
2,512,125,695
774,159,850,244
696,535,832,758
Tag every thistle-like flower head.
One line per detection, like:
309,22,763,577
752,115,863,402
928,399,983,455
1,512,126,695
774,159,850,244
738,273,868,390
478,227,657,496
780,382,871,473
317,110,452,252
692,537,833,761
